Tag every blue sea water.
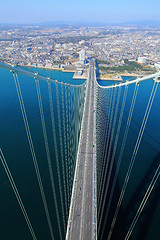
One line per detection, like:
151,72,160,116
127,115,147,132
24,67,86,85
0,67,85,240
1,67,160,240
96,77,160,240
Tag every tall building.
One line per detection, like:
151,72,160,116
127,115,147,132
79,49,86,64
138,57,147,64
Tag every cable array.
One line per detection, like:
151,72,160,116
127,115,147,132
1,70,86,239
0,149,37,240
12,73,55,240
96,78,159,240
0,62,159,240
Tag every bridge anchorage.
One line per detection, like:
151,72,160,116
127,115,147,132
0,60,160,240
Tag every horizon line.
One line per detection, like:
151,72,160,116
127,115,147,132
0,19,160,26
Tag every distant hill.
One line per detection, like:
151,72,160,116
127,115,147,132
121,20,160,27
0,20,160,29
27,20,160,28
38,20,108,27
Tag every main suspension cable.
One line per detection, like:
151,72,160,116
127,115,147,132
107,81,158,240
12,73,55,240
0,149,37,240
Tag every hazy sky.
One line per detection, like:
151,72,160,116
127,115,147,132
0,0,160,24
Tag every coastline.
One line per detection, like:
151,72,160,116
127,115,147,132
72,70,88,80
6,62,141,81
21,64,76,72
97,72,139,81
97,76,123,81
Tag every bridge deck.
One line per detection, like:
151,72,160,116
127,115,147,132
66,60,97,240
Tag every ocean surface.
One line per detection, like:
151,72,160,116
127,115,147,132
96,76,160,240
0,67,85,240
0,67,160,240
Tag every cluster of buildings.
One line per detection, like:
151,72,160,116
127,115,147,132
0,25,160,74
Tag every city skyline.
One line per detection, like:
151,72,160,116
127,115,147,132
0,0,160,24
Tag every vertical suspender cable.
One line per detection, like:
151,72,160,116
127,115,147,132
98,86,121,231
98,87,117,222
55,82,68,225
12,73,55,240
61,84,70,213
68,85,72,198
106,82,139,240
107,81,158,240
97,87,112,216
70,86,75,193
98,88,111,194
48,81,64,240
35,78,63,235
100,85,128,238
65,84,72,201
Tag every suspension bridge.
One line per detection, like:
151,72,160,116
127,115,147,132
0,59,160,240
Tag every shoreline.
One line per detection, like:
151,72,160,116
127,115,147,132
6,62,142,81
97,72,140,81
21,64,77,72
97,76,123,81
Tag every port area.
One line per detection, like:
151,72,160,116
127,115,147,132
97,72,139,81
72,69,88,79
97,73,123,81
73,71,145,81
7,61,142,81
72,72,139,81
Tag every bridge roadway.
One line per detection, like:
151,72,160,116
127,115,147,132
66,59,97,240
